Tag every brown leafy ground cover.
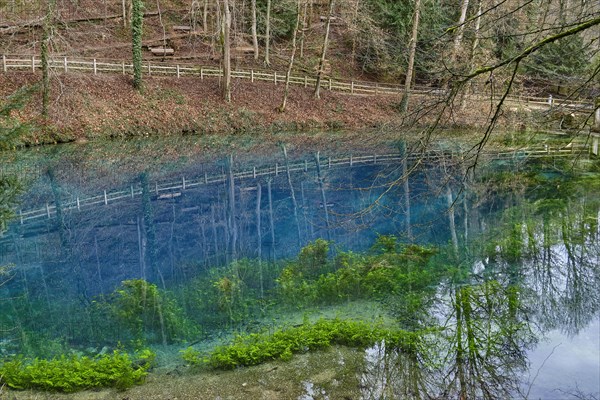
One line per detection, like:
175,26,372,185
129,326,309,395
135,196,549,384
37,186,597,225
0,72,410,145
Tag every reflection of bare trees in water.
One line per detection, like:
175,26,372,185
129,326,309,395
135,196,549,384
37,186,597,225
358,281,535,399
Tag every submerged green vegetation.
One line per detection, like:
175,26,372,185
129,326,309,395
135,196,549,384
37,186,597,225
1,154,599,395
0,349,155,392
183,318,424,369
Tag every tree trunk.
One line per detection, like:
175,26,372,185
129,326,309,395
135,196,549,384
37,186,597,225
264,0,271,66
267,178,276,260
399,0,421,113
299,0,308,58
314,151,331,240
282,144,302,245
203,0,209,31
227,155,237,261
314,0,334,99
350,0,360,67
460,0,482,110
446,185,459,258
132,0,144,90
452,0,470,62
221,0,232,102
255,183,263,298
41,0,55,118
280,1,302,112
122,0,128,27
251,0,259,59
400,142,412,240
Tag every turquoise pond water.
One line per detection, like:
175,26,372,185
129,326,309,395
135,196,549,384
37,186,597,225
0,140,599,398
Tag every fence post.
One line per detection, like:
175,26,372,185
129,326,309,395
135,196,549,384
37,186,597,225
328,156,331,168
122,61,126,75
46,203,51,218
274,72,277,84
63,56,68,73
103,190,108,205
304,159,308,172
32,55,35,72
176,64,180,78
148,62,151,75
131,185,135,198
275,163,279,175
351,81,354,94
2,54,6,72
93,58,97,74
304,75,308,88
328,78,332,91
200,67,204,80
19,210,23,224
373,154,377,164
251,69,254,82
76,197,80,210
253,166,256,179
350,155,353,166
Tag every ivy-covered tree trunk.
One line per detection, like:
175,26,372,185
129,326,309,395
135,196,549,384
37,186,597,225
132,0,144,90
399,0,421,113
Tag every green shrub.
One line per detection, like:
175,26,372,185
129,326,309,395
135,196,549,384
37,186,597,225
0,349,154,392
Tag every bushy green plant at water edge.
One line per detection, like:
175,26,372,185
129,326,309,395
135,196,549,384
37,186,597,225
188,318,423,369
0,349,155,392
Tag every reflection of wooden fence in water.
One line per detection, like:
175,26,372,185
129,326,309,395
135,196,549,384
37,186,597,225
14,146,592,225
0,55,595,110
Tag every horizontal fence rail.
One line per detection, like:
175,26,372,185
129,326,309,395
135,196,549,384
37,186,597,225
1,54,595,110
9,146,592,226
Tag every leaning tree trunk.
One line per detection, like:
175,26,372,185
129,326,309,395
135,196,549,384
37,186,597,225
314,0,334,99
280,0,302,112
399,0,421,113
132,0,144,90
221,0,232,102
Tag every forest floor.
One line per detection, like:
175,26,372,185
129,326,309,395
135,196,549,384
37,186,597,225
1,70,533,149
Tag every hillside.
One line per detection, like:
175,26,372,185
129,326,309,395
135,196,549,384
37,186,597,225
1,0,599,144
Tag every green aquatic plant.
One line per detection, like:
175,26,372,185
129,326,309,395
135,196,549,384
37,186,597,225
0,349,155,392
277,238,438,307
108,279,198,344
183,318,423,369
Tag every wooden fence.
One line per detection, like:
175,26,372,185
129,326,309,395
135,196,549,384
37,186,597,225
10,146,592,225
1,54,595,110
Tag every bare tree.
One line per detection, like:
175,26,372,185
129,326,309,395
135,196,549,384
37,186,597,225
251,0,258,60
221,0,232,102
314,0,334,99
280,0,302,112
399,0,421,113
264,0,271,66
